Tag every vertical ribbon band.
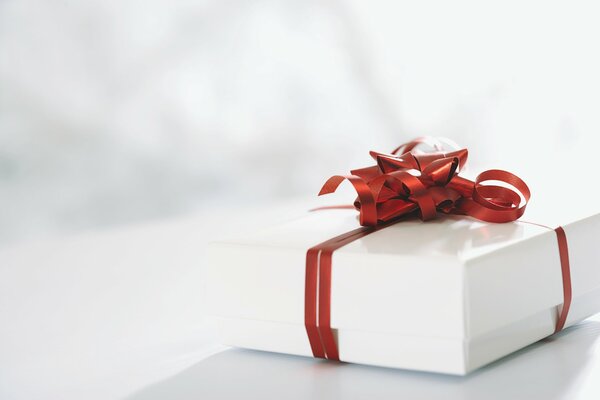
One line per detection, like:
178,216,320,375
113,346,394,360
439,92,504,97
553,226,572,333
305,226,376,360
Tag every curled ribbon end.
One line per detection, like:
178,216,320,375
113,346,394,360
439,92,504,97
465,169,531,223
318,176,345,196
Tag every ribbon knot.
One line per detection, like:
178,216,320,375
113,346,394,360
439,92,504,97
319,137,530,225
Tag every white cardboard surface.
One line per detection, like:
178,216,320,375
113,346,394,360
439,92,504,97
207,206,600,374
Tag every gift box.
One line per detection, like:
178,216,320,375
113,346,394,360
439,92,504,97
206,138,600,375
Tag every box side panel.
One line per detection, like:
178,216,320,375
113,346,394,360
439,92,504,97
563,214,600,327
338,329,466,374
466,214,600,338
468,282,600,373
208,240,466,339
206,242,306,324
331,251,465,338
466,308,556,372
216,317,313,357
465,231,563,338
217,317,467,375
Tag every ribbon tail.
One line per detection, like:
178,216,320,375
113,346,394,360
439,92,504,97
319,175,378,226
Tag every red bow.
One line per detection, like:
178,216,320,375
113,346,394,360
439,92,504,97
319,137,530,225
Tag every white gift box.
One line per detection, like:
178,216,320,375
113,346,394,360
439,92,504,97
207,203,600,375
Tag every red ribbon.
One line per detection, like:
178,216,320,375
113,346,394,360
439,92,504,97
319,137,530,226
305,137,571,361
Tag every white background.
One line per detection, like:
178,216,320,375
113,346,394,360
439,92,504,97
1,1,600,399
2,0,600,244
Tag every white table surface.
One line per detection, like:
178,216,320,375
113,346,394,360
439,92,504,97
2,204,600,400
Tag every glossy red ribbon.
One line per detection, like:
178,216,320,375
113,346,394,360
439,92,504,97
305,137,571,361
319,137,531,226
